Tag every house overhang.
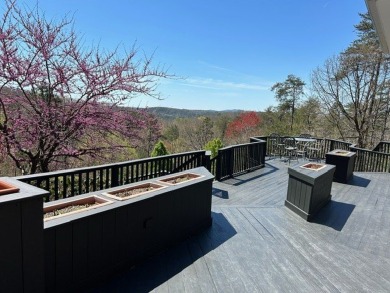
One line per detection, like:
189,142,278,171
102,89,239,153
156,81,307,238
365,0,390,53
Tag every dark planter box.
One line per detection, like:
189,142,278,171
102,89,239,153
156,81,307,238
285,163,335,221
0,178,48,293
43,167,214,292
325,149,356,183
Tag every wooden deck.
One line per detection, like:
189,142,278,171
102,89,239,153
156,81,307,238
89,158,390,292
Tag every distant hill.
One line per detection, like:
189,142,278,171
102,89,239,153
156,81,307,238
146,107,244,120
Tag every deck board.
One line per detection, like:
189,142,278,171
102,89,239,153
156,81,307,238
89,159,390,292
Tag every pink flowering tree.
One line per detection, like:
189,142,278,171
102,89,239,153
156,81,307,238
0,1,169,174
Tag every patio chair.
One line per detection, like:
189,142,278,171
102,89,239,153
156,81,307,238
284,137,298,164
268,133,280,159
296,141,309,161
307,140,323,162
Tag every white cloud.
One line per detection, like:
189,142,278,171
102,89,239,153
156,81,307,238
179,77,270,91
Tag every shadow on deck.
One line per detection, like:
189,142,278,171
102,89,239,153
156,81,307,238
311,200,355,231
88,159,390,292
88,212,237,293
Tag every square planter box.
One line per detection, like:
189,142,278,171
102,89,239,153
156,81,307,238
286,163,335,221
0,178,48,293
44,195,113,221
325,149,356,183
0,180,20,195
102,182,167,201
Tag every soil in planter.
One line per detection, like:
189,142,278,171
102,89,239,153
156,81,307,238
113,186,157,198
306,164,322,169
164,174,195,184
301,163,326,170
334,151,351,156
44,203,99,219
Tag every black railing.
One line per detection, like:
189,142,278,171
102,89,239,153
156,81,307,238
259,135,390,173
350,145,390,172
310,138,390,172
372,141,390,153
214,138,266,181
16,150,210,202
255,136,353,160
14,134,390,203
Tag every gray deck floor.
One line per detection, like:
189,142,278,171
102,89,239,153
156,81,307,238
90,158,390,292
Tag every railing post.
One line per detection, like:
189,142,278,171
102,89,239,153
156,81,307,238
111,164,120,187
329,139,335,152
203,151,212,172
228,148,234,178
260,142,266,165
215,149,222,181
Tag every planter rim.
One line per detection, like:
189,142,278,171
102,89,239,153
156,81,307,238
157,172,205,186
327,149,356,157
0,177,49,204
300,163,327,171
288,164,336,185
102,182,167,201
44,194,113,221
0,179,20,195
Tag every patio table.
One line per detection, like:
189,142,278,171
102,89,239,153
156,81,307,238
294,137,316,143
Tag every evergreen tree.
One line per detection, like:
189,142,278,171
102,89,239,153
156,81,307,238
151,141,169,157
271,75,305,132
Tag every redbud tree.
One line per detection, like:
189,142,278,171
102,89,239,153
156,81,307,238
0,0,169,174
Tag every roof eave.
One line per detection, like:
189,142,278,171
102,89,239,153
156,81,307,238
365,0,390,53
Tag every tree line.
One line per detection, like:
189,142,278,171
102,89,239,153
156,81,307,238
269,13,390,149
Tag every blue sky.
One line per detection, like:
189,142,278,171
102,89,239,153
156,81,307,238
21,0,367,111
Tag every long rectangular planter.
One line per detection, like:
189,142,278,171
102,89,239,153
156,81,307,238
43,167,214,292
285,163,335,221
325,149,356,183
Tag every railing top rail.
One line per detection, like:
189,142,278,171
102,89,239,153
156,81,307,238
16,150,206,180
250,136,268,139
218,139,266,152
372,141,390,150
350,144,390,155
249,136,266,142
322,137,352,144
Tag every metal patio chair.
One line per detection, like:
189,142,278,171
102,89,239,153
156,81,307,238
296,141,309,161
268,133,279,159
284,137,298,164
307,139,323,162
